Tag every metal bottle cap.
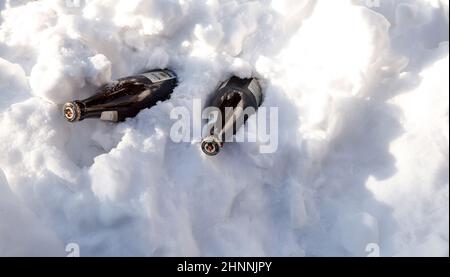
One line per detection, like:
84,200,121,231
201,135,222,156
63,102,81,122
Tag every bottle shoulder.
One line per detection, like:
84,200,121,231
218,77,262,106
214,79,261,107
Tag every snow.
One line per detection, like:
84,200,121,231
0,0,448,256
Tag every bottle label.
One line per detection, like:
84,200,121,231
247,78,262,106
141,70,176,83
100,111,119,122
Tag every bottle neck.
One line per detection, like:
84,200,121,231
216,98,246,142
201,98,250,155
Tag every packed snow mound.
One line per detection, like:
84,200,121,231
0,0,448,256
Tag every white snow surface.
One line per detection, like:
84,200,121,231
0,0,448,256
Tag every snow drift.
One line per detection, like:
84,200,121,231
0,0,448,256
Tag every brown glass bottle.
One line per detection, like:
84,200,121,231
63,69,177,122
201,77,263,156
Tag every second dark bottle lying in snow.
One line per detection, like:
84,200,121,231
63,69,177,122
201,76,263,156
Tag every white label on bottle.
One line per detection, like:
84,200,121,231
247,78,262,105
100,111,119,122
141,70,176,83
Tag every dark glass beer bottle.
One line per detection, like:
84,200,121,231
201,77,263,156
63,69,177,122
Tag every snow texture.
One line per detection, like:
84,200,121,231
0,0,448,256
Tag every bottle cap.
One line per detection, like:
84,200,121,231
201,135,222,156
63,102,81,122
